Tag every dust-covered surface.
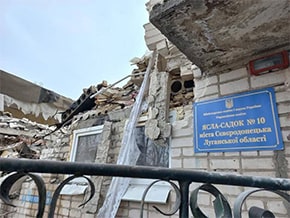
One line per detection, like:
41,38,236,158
150,0,290,73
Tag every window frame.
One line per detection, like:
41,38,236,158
69,125,103,163
60,125,103,195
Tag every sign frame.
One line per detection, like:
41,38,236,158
193,88,284,153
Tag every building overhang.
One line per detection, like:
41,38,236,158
150,0,290,74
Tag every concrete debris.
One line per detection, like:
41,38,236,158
0,116,52,159
0,138,40,159
15,141,39,159
130,53,152,86
145,118,160,140
148,107,159,119
0,111,12,117
94,86,138,114
180,64,194,81
60,56,153,123
130,54,150,69
59,51,193,126
0,116,54,133
97,89,131,112
0,48,195,162
61,77,142,126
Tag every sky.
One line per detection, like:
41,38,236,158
0,0,149,100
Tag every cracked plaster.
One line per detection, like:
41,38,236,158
150,0,290,74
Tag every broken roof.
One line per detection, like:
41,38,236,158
0,69,73,124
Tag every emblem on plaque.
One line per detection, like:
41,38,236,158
225,98,233,109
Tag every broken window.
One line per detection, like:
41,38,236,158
122,115,174,203
135,126,169,168
60,125,103,195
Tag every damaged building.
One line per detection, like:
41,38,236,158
1,0,290,217
0,69,73,125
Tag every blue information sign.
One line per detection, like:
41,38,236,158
194,88,284,153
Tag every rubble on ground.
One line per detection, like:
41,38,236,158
0,116,53,159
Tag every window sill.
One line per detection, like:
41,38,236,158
60,183,88,195
122,179,171,204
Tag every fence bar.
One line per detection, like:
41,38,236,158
0,158,289,190
179,181,190,218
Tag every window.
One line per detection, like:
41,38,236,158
69,125,103,163
135,126,169,168
60,125,103,195
122,114,175,203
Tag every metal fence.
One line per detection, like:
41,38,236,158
0,158,289,218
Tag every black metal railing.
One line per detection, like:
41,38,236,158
0,158,289,218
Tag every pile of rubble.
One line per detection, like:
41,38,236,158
60,55,150,126
0,55,152,161
0,115,52,159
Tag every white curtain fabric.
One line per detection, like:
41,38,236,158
97,51,156,218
